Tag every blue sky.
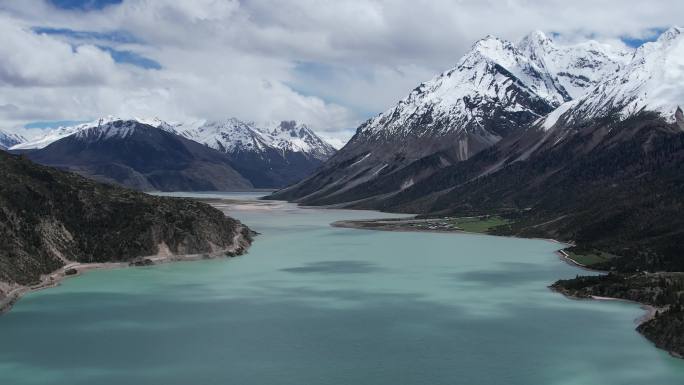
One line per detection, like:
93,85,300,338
96,46,161,70
47,0,122,10
32,26,160,69
0,0,682,143
621,27,668,47
33,26,140,44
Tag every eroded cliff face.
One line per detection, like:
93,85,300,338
0,151,254,296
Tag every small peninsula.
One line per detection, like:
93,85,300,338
0,151,254,313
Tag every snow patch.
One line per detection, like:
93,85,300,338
542,100,576,130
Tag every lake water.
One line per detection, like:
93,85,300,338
1,192,682,384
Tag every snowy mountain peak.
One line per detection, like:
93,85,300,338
466,35,519,63
73,119,151,141
10,116,156,150
173,118,267,154
174,118,335,161
339,29,643,168
135,116,177,131
658,26,683,42
519,30,553,50
519,31,630,99
472,34,507,47
357,31,590,145
0,129,25,150
10,116,335,162
262,120,336,159
541,27,684,130
462,34,570,107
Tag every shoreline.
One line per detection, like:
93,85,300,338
555,249,609,273
0,225,252,316
332,218,573,247
333,215,674,357
549,288,682,358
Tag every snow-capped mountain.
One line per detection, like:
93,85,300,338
262,120,337,160
0,130,25,150
359,31,630,145
9,116,131,150
12,116,335,161
172,118,263,153
26,118,251,191
73,118,148,141
171,118,336,187
11,115,335,188
358,34,563,146
271,30,631,205
272,27,684,211
519,31,630,99
542,26,684,130
172,119,335,161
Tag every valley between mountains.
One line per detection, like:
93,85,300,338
269,28,684,357
1,27,683,360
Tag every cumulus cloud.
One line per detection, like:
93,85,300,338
0,15,125,86
0,0,683,143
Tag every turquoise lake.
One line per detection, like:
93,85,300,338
1,192,683,384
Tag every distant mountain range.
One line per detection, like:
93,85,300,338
25,118,252,191
169,119,336,188
5,116,336,190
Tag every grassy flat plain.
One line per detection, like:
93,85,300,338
565,249,619,267
332,215,512,234
444,216,512,233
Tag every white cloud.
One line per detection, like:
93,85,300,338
0,15,125,87
0,0,683,143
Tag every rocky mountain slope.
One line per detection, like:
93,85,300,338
25,118,252,191
171,119,336,187
0,150,253,308
270,31,629,204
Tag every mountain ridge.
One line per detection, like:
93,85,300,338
270,29,633,205
267,28,684,358
0,130,25,150
169,118,336,187
25,119,253,192
8,116,336,188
